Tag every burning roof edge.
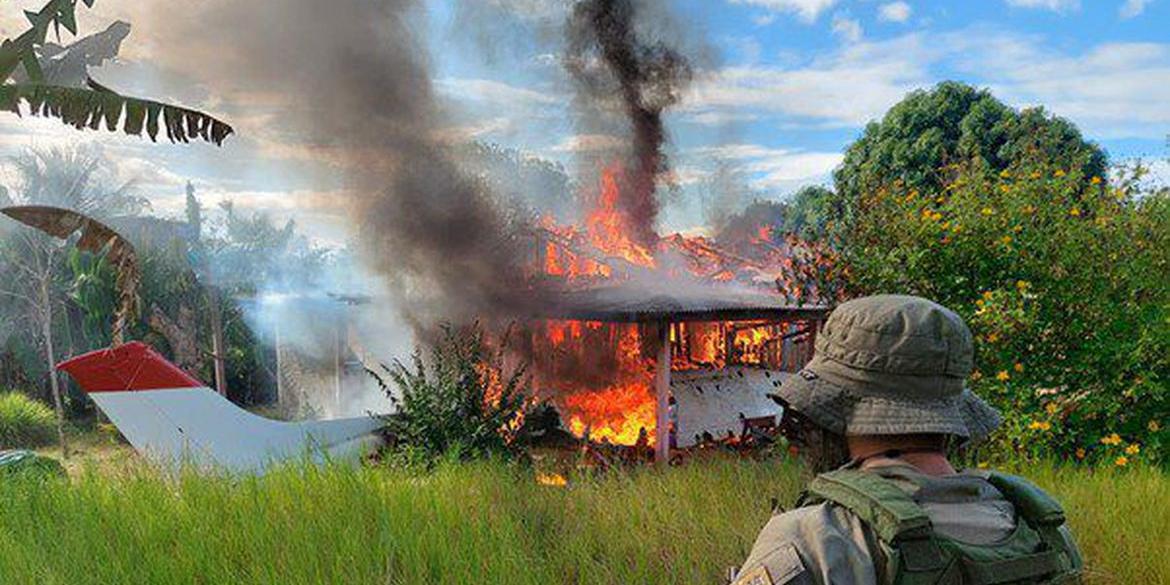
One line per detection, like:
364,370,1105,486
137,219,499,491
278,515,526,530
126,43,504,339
529,283,831,323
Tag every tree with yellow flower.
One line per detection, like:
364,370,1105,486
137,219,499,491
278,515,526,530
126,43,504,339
828,83,1169,468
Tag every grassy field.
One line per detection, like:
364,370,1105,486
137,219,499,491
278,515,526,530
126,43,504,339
0,452,1165,584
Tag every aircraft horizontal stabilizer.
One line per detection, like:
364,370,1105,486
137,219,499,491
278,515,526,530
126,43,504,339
58,342,383,473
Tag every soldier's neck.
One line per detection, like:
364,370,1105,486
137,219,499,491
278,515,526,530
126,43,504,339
847,435,958,476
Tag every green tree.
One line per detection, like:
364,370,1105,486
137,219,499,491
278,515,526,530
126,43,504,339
783,185,837,240
833,81,1107,234
841,150,1168,465
0,146,146,456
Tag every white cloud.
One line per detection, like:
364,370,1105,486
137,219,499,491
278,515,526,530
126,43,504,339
752,13,779,26
684,30,1170,140
878,2,913,23
434,117,516,143
688,144,843,189
950,37,1170,137
549,134,624,154
728,0,838,23
434,78,559,107
682,110,763,126
1119,0,1152,18
831,14,863,43
1004,0,1080,12
483,0,567,20
683,34,932,127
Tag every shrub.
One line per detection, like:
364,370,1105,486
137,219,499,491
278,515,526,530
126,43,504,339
0,392,57,448
369,324,536,465
840,160,1169,467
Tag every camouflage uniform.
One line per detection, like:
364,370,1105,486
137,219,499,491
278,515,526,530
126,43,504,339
732,296,1083,585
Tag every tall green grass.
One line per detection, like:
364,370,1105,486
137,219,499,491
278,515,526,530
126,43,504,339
0,391,56,448
0,457,1163,584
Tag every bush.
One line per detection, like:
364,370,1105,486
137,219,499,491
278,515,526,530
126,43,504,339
0,392,57,448
841,159,1169,467
369,324,536,465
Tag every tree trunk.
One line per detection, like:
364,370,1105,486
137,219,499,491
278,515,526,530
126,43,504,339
208,288,228,397
41,277,68,459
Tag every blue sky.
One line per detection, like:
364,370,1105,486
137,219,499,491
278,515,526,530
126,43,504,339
1,0,1167,243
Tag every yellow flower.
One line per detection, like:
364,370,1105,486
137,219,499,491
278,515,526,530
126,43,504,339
982,291,994,301
1115,456,1129,467
1016,280,1030,290
1090,176,1102,185
1022,204,1035,214
981,207,995,216
1045,402,1058,415
1054,169,1066,177
1069,208,1081,217
1075,448,1086,459
986,333,1000,344
977,461,990,469
1000,236,1013,245
996,370,1010,382
1028,421,1051,431
1015,363,1026,373
999,169,1011,178
1125,444,1140,456
1100,433,1122,446
931,212,942,222
1150,420,1161,432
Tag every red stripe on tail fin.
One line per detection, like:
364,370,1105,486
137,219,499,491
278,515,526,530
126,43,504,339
57,341,204,392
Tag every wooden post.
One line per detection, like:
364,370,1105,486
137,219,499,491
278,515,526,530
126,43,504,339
334,317,344,412
274,317,283,407
208,288,228,397
655,320,671,465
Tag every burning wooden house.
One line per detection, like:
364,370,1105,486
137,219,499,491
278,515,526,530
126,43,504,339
513,164,835,463
522,283,827,462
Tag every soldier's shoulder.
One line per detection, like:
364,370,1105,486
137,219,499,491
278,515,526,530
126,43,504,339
735,502,872,585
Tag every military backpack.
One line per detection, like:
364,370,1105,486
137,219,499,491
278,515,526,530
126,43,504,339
799,470,1082,585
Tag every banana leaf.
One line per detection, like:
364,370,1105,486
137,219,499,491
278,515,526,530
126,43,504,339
0,80,234,145
1,206,140,345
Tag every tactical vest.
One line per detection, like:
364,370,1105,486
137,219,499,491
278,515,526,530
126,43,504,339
799,470,1082,585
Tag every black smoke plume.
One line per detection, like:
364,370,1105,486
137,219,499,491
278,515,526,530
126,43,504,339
565,0,693,249
160,0,542,334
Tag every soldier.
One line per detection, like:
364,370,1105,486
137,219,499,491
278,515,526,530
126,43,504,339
733,295,1083,585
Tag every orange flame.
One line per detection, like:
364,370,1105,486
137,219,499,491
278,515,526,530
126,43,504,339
586,164,656,268
536,472,568,487
564,381,656,446
527,161,825,448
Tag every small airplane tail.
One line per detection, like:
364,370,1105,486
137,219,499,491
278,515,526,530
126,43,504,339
58,342,383,473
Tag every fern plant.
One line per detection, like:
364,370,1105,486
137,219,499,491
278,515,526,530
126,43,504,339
1,0,232,145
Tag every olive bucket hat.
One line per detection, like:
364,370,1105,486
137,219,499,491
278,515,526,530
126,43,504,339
775,295,1002,441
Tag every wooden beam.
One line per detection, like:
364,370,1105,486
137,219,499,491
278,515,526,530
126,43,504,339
655,320,671,465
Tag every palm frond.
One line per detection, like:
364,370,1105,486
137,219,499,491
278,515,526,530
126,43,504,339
0,80,234,145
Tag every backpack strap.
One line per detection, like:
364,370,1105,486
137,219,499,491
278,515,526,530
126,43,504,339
802,470,951,577
803,470,933,542
983,472,1066,527
983,472,1082,582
